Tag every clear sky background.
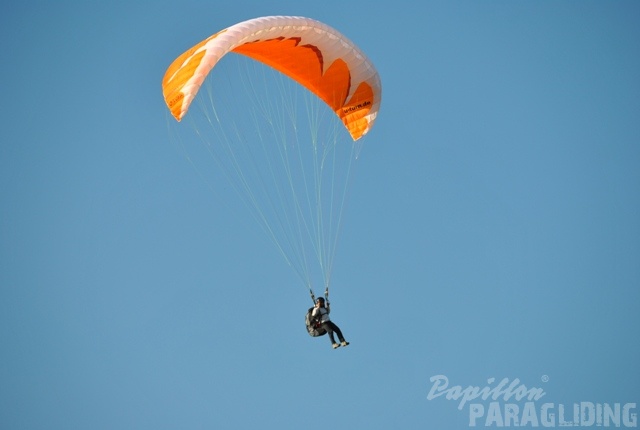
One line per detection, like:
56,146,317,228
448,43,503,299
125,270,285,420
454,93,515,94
1,1,639,429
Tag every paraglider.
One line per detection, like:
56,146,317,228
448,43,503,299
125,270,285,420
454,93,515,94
162,16,381,341
304,288,349,349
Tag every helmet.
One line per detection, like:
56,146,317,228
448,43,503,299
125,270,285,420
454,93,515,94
316,297,325,303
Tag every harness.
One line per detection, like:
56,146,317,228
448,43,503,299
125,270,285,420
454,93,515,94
305,287,330,337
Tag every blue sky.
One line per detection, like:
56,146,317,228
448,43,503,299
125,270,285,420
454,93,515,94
1,1,639,429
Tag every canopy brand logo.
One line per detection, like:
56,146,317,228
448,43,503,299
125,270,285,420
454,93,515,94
427,374,637,428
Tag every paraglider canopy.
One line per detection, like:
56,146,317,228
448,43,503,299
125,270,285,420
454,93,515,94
162,16,382,141
162,16,381,299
